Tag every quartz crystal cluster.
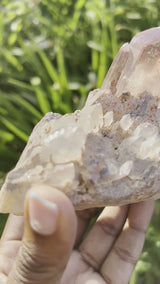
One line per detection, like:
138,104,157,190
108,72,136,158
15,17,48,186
1,27,160,214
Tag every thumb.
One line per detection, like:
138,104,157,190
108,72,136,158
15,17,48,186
8,185,77,284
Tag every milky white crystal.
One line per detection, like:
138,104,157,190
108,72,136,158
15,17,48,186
120,114,133,131
1,27,160,214
119,161,133,178
48,163,78,190
78,103,103,133
41,126,86,164
103,111,113,127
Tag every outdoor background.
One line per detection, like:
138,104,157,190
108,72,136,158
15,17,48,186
0,0,160,283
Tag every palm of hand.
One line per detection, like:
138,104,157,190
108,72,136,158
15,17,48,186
0,201,154,284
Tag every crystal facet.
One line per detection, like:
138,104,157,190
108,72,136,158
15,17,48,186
1,27,160,214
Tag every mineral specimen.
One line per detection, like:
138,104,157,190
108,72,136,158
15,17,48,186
1,27,160,214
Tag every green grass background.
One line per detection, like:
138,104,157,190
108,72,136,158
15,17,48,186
0,0,160,282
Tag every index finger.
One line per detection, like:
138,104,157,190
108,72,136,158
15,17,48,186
101,201,155,284
0,214,24,243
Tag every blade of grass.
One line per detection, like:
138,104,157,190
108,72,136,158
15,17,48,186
34,86,51,114
0,117,28,142
59,102,72,114
91,48,99,72
0,93,36,131
10,95,42,120
18,39,50,83
109,19,119,58
97,28,109,87
7,78,34,91
38,49,60,84
47,85,61,110
69,0,86,30
2,48,23,71
0,94,31,126
56,47,68,90
129,268,137,284
0,107,8,115
0,130,14,141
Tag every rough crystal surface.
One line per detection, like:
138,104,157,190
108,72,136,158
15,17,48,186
1,27,160,214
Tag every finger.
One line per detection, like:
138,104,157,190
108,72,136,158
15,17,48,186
79,205,129,269
101,201,155,284
0,215,24,277
75,208,98,246
1,215,24,243
0,272,7,284
7,185,77,284
61,251,106,284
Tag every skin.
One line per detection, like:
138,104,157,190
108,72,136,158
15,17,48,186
0,185,155,284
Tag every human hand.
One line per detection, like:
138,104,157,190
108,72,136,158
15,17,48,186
0,185,154,284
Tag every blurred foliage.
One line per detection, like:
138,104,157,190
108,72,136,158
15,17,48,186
0,0,160,283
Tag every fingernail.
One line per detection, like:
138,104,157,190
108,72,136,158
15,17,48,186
29,192,58,236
